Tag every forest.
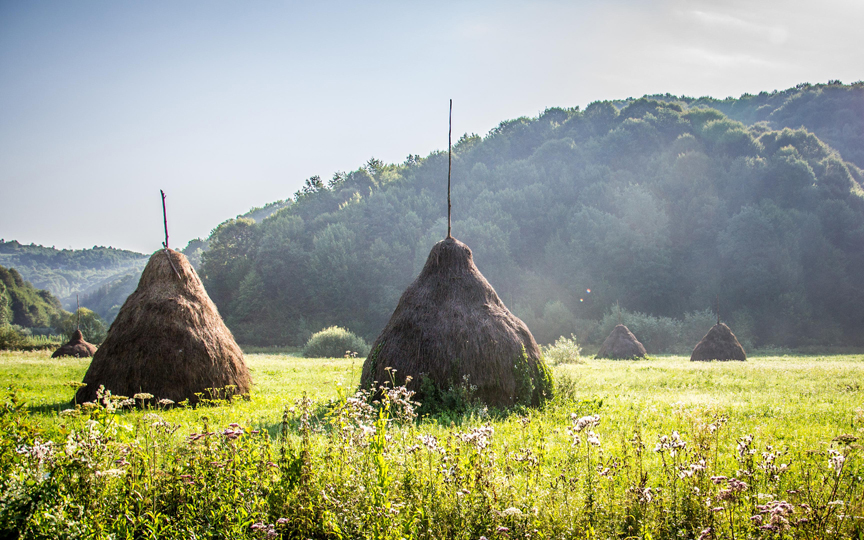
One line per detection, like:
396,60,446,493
197,82,864,349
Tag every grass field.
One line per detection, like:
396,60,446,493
2,351,863,539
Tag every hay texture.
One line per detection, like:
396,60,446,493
75,249,251,404
690,323,747,362
361,237,552,408
52,329,97,358
595,324,646,359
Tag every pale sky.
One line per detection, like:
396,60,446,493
1,0,862,253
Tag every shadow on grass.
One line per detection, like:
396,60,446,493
26,401,72,415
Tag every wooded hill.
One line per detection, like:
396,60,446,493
0,264,66,329
198,82,864,349
0,241,148,313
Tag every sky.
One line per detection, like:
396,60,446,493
1,0,862,254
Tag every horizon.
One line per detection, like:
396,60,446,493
2,0,862,253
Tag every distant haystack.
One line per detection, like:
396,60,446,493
75,249,251,404
690,323,747,362
595,324,646,359
52,329,97,358
361,237,552,408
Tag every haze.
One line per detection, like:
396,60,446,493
1,0,861,253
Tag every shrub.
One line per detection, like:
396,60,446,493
302,326,369,358
542,334,583,365
0,325,24,350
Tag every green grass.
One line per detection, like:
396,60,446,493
2,351,863,539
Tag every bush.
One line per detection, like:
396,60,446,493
542,334,583,365
0,325,24,350
302,326,369,358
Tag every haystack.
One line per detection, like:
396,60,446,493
52,329,97,358
690,323,746,362
75,249,251,404
595,324,646,359
361,237,552,408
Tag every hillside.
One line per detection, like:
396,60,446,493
199,82,864,348
0,264,66,329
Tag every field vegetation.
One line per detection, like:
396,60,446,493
2,350,863,539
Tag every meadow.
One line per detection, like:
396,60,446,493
2,350,863,539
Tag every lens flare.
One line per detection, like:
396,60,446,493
586,289,591,293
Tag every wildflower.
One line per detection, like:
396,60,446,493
654,431,686,456
737,434,755,458
276,518,288,525
828,449,845,475
133,392,154,400
158,398,174,406
500,507,522,517
570,414,600,432
755,500,794,532
418,434,444,454
456,425,494,451
697,527,714,540
59,409,79,418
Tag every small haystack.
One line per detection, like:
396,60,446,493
52,329,97,358
75,249,251,404
690,323,746,362
595,324,646,359
361,237,552,408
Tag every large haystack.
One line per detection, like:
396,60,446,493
595,324,646,359
690,323,746,362
361,237,552,408
52,329,97,358
75,249,251,404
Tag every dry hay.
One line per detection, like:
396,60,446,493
75,249,251,405
690,323,747,362
595,324,646,359
52,329,97,358
361,237,552,408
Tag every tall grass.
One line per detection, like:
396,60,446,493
2,351,863,538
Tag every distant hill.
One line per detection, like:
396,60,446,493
0,264,66,329
0,240,149,313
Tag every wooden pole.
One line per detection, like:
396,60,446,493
160,190,181,279
447,99,452,239
76,295,80,331
160,190,169,250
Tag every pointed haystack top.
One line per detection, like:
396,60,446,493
75,249,251,404
52,329,97,358
595,324,647,359
361,237,551,408
690,323,747,362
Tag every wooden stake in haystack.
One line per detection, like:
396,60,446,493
361,100,553,408
73,191,252,405
52,294,97,358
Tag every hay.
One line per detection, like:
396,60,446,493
361,237,551,408
690,323,747,362
75,249,251,404
51,329,97,358
595,324,646,359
